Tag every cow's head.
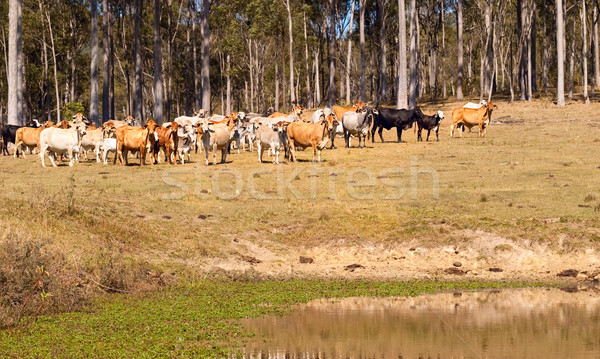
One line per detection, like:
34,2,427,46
74,120,87,136
237,112,246,121
125,115,135,126
170,121,180,134
72,113,89,125
58,120,70,129
355,101,366,112
29,119,41,128
42,121,53,129
102,124,117,139
293,105,304,116
488,102,498,111
324,114,336,130
144,120,158,133
194,109,208,118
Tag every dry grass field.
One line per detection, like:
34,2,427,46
1,97,599,320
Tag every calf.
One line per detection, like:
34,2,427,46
114,120,158,166
38,121,87,167
371,106,424,143
286,115,336,162
175,122,196,164
268,105,304,119
79,127,105,162
256,123,287,164
101,138,117,165
152,122,179,164
342,107,375,148
417,110,444,142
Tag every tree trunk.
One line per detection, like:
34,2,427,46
167,0,173,121
556,0,565,106
527,1,533,101
201,0,211,112
568,2,575,100
193,4,199,111
90,0,99,125
17,0,23,123
304,12,312,108
102,0,111,123
328,0,336,106
46,10,60,123
582,0,590,103
377,0,387,102
594,0,600,94
284,0,295,105
359,0,366,102
441,0,446,98
154,0,164,123
408,0,417,108
8,0,22,125
531,0,536,93
275,43,280,111
484,0,493,98
346,0,356,105
314,49,321,105
543,3,549,94
226,54,231,114
133,0,143,122
456,0,464,100
396,0,408,108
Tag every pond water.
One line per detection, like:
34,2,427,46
238,287,600,359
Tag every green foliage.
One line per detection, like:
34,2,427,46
0,280,540,357
61,102,85,120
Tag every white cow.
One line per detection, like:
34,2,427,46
175,122,196,164
39,121,87,167
256,124,286,164
79,128,104,162
101,138,117,164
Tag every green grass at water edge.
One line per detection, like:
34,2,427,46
0,280,545,358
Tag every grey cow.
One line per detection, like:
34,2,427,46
255,124,287,164
342,107,375,148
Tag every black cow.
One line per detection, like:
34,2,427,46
1,120,41,156
371,106,424,143
417,110,444,142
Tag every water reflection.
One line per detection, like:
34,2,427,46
238,287,600,358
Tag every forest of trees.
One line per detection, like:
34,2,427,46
0,0,596,125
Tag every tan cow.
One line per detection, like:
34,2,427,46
286,114,336,162
114,120,158,166
104,116,135,130
199,117,235,165
268,105,304,119
450,102,498,138
13,121,54,158
332,101,365,123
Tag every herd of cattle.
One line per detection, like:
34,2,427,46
0,101,497,167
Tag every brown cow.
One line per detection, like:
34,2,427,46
13,121,54,158
152,122,179,164
268,105,304,119
450,102,498,138
114,120,158,166
286,114,336,162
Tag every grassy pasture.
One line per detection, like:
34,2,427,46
0,97,599,326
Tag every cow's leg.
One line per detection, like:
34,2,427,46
436,128,439,141
39,146,47,167
426,130,431,142
289,140,296,162
258,142,263,163
123,149,129,165
417,128,422,142
378,127,384,143
396,127,403,143
13,141,20,159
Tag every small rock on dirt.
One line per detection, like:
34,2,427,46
489,267,504,272
344,264,365,272
162,215,172,220
198,214,208,220
557,269,579,277
299,256,314,264
240,255,262,264
444,267,466,276
453,261,462,267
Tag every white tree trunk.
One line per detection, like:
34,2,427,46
7,0,22,125
346,0,356,105
396,0,407,108
285,0,295,105
90,0,99,124
304,12,312,108
154,0,164,123
46,10,60,123
556,0,565,106
456,0,464,100
408,0,417,108
582,0,590,104
359,0,366,101
200,0,211,112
